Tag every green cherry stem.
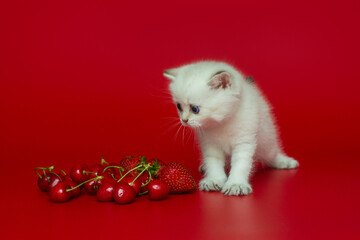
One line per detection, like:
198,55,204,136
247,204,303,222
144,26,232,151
59,170,67,175
131,165,150,185
50,171,63,181
83,170,97,176
35,167,48,170
35,166,55,181
138,191,148,196
102,165,124,180
110,173,117,181
103,165,124,173
35,165,55,172
101,156,109,165
35,168,42,179
66,176,103,192
42,169,50,182
141,171,152,188
117,165,141,183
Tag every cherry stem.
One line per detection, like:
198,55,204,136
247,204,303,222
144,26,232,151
110,174,117,181
101,156,109,165
35,166,56,181
83,170,97,176
102,165,124,180
103,165,124,173
42,169,50,182
35,168,42,179
131,165,150,185
51,171,62,181
141,171,152,188
59,170,66,175
66,176,103,192
117,165,141,183
35,166,55,171
138,191,148,196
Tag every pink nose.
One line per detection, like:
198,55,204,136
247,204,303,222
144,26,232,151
182,119,188,123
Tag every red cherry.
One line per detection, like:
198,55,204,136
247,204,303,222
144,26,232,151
148,180,169,201
66,181,81,197
59,170,67,178
96,173,116,188
61,174,73,183
84,172,116,195
113,182,136,204
139,173,150,194
84,178,99,195
49,182,72,203
37,172,61,192
110,166,124,180
100,164,123,181
120,176,141,194
70,164,90,184
97,181,116,202
89,163,102,176
99,166,116,177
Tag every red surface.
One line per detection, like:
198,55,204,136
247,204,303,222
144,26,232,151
1,0,359,239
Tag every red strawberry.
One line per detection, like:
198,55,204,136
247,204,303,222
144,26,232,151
158,162,197,194
149,158,166,169
139,158,166,192
119,155,143,177
119,156,167,194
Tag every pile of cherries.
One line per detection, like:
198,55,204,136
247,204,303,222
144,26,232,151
35,157,169,204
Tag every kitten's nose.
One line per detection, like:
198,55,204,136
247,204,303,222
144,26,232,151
182,119,189,123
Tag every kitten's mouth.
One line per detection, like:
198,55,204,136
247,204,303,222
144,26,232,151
181,122,190,127
180,120,192,127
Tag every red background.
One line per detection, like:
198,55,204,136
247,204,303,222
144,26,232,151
1,0,359,239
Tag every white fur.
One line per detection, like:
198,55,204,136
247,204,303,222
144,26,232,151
164,61,299,196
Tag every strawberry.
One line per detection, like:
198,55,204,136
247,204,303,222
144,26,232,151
158,162,197,194
119,155,167,194
119,155,143,176
139,159,166,193
148,158,166,175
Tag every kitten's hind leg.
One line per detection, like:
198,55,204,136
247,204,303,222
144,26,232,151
266,153,299,169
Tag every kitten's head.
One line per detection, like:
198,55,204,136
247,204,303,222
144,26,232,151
164,61,243,129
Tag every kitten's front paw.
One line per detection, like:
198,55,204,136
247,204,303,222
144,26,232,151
199,177,226,192
222,182,253,196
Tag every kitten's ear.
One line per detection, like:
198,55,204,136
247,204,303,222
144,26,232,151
208,71,231,90
163,68,178,81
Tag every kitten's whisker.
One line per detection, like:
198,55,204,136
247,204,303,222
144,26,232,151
160,119,181,127
185,127,192,146
166,122,181,138
192,128,197,152
182,125,185,146
162,122,181,135
148,88,174,104
160,117,180,121
175,123,182,143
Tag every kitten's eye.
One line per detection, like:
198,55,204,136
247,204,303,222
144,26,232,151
190,105,200,114
177,103,183,112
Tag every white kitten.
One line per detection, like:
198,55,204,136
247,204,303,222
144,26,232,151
164,61,299,196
